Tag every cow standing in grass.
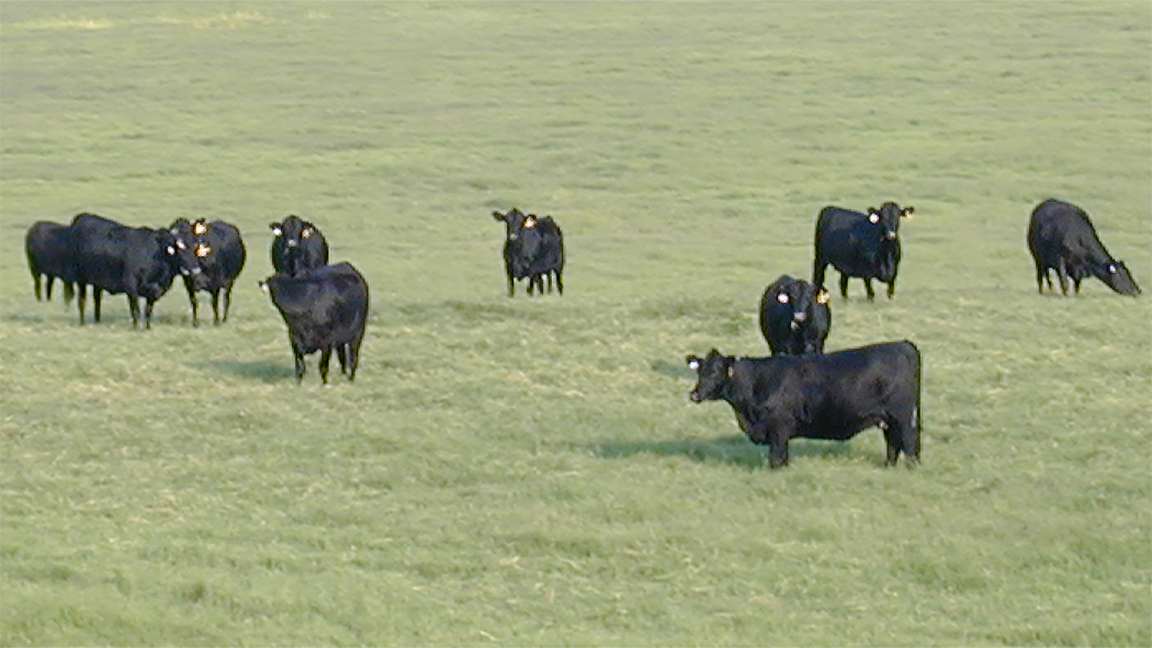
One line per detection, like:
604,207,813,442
269,215,329,276
261,262,369,384
758,275,831,356
170,218,247,326
492,208,565,297
813,202,914,300
71,213,200,328
25,220,77,304
686,341,922,468
1027,199,1140,297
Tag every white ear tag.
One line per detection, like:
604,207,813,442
166,246,175,255
176,239,187,250
727,365,735,378
776,293,789,304
688,360,699,371
273,227,282,236
302,229,312,238
869,213,880,223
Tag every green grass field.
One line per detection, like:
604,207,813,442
1,2,1150,646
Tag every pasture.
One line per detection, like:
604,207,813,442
1,2,1150,646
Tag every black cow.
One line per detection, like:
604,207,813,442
759,275,831,356
70,213,197,328
1027,199,1140,297
269,215,329,276
813,202,914,300
260,262,369,384
169,218,247,326
492,208,565,297
25,220,77,304
686,341,921,468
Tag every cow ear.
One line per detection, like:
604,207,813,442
902,206,915,219
269,222,279,230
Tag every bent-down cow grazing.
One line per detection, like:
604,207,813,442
759,274,831,356
25,220,77,304
169,218,247,326
269,215,329,276
261,262,369,384
492,208,565,297
813,202,914,300
71,213,198,328
1027,199,1140,297
686,341,922,469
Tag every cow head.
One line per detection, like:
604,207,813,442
165,220,204,282
1094,261,1141,296
686,349,734,402
492,208,528,241
867,202,914,241
270,215,319,249
766,276,829,332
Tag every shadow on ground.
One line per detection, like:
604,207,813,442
590,434,865,471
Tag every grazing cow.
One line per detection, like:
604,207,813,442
686,341,921,468
759,275,831,356
813,202,914,300
25,220,77,304
70,213,197,328
260,262,369,384
491,208,565,296
269,215,328,276
169,218,247,326
1027,199,1140,297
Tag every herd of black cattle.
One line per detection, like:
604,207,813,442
23,198,1141,468
687,197,1139,468
24,212,369,384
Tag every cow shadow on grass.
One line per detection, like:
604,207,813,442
198,360,295,383
592,435,867,471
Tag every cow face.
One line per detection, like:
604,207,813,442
492,208,528,241
1099,261,1141,296
686,349,734,402
867,202,914,241
271,215,316,249
768,277,828,332
163,224,204,281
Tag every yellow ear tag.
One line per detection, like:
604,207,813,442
301,229,312,238
816,290,830,305
193,222,208,235
195,243,211,258
524,218,537,229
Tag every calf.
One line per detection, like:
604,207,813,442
25,220,77,304
759,274,831,355
1027,199,1140,296
71,213,198,328
492,208,565,296
260,262,369,384
169,218,247,326
813,202,914,300
269,215,329,276
686,341,921,468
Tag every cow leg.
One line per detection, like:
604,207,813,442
337,345,348,375
144,299,156,329
348,334,364,381
766,428,790,469
127,295,140,328
93,289,103,323
1056,259,1070,295
32,272,43,301
507,274,515,297
222,283,234,322
555,270,563,295
1033,260,1047,294
1073,277,1082,294
211,289,221,325
812,258,827,289
319,348,332,385
838,273,850,299
863,278,876,301
185,280,199,327
291,344,306,383
78,284,87,325
886,277,897,299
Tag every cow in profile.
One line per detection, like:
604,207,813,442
813,202,914,300
492,208,565,297
25,220,77,304
1027,199,1140,297
169,218,247,326
759,275,831,356
269,215,329,276
686,341,921,469
70,213,199,328
260,262,369,384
